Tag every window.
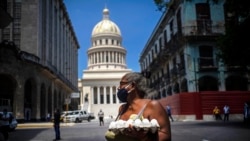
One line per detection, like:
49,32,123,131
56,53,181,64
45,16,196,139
151,50,154,60
199,45,213,67
177,9,182,35
106,87,110,104
163,30,167,45
159,37,162,51
155,44,158,54
100,87,104,104
106,51,109,62
170,20,174,38
94,87,97,104
196,3,211,34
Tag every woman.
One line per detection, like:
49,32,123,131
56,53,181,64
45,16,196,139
115,72,171,141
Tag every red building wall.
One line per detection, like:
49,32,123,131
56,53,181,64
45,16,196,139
159,91,250,120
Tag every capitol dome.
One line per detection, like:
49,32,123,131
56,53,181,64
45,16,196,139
91,8,121,36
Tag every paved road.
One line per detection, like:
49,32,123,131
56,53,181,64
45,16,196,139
170,120,250,141
9,119,250,141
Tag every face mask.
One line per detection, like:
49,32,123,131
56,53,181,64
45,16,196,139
117,84,131,102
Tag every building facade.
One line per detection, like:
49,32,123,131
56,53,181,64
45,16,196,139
78,8,132,118
139,0,250,120
0,0,79,121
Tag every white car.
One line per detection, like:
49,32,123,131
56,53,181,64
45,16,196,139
64,110,91,123
0,112,18,131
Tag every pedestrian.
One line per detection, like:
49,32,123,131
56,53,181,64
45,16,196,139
166,105,174,122
53,108,61,141
105,72,171,141
0,109,11,141
47,113,51,122
243,102,250,123
213,106,221,120
223,105,230,121
98,109,104,126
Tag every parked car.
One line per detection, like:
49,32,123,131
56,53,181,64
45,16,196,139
88,112,95,120
0,112,18,131
60,111,71,122
64,110,91,123
79,110,92,122
50,111,71,122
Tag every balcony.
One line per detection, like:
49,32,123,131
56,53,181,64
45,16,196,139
177,63,185,76
198,57,218,71
20,51,40,65
163,73,171,85
165,77,171,85
182,20,225,38
170,66,178,78
148,60,159,72
141,70,151,78
197,19,212,35
148,54,161,71
160,46,171,58
226,66,247,72
160,78,165,87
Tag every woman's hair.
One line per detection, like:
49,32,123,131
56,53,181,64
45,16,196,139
124,72,157,98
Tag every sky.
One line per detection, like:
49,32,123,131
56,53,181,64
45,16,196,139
63,0,163,78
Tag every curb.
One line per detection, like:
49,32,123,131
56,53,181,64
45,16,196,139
17,122,75,128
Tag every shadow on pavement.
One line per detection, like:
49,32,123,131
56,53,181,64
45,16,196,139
192,120,250,129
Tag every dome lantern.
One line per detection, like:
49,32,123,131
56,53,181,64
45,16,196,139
91,8,121,36
103,8,109,20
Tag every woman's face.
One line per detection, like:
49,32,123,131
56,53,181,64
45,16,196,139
118,75,130,89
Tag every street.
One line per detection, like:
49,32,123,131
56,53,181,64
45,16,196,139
10,120,107,141
9,119,250,141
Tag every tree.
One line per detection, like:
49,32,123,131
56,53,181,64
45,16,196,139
153,0,219,12
217,0,250,68
153,0,171,12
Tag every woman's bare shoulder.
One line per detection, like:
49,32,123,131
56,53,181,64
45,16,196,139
144,100,167,119
148,99,162,107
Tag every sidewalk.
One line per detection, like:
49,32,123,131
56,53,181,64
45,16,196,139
17,122,75,128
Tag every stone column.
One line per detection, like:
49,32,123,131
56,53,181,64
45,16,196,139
14,79,25,120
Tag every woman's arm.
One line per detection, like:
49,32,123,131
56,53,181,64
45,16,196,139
147,100,171,141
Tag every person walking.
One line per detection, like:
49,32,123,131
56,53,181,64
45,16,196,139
98,109,104,126
53,108,61,141
47,113,51,122
243,102,249,123
166,105,174,122
223,105,230,122
0,109,11,141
